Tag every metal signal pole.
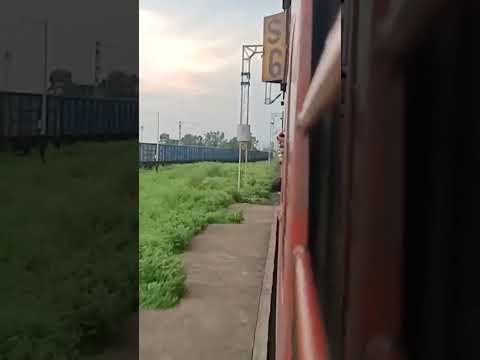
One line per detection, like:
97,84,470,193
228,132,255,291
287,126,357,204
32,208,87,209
237,143,242,190
156,112,160,162
3,50,11,91
94,41,101,86
178,121,182,144
40,20,48,135
268,118,273,164
238,44,263,191
245,142,248,185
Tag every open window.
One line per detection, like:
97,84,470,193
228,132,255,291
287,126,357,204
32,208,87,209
307,1,343,359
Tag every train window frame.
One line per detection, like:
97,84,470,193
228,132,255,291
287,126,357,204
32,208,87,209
308,1,343,359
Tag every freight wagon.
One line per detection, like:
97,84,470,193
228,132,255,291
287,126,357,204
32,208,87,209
139,142,269,166
0,91,138,150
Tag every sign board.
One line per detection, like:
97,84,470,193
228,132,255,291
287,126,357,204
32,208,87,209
262,12,287,83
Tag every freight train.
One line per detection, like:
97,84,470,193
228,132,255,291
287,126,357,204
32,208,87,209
139,142,269,167
0,91,138,152
270,0,477,359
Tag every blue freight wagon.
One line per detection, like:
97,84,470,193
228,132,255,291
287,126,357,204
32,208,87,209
139,143,268,166
0,91,138,145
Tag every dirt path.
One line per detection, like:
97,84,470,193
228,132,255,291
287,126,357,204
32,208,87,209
140,204,274,360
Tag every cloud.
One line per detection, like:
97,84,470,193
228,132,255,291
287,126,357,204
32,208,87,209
140,8,237,95
139,0,284,147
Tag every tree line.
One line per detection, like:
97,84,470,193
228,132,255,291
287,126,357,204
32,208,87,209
158,131,261,151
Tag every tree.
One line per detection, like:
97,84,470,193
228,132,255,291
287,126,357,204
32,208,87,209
159,133,170,144
181,134,203,146
195,135,204,146
49,69,72,87
102,70,138,98
48,69,74,95
249,136,259,151
218,136,259,150
203,131,226,147
221,137,239,149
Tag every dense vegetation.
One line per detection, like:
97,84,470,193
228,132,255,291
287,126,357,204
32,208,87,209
0,142,137,360
139,162,276,309
0,144,275,359
159,130,262,150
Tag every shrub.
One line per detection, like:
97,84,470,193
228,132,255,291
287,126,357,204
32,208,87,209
139,161,276,309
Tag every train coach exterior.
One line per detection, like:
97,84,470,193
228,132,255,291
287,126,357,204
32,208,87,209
274,0,477,359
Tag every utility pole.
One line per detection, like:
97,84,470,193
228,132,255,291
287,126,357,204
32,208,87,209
178,121,182,144
238,44,263,191
94,41,101,86
156,112,160,162
40,20,48,135
3,50,11,91
269,118,274,164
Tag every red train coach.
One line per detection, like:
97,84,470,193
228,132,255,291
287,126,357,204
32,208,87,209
271,0,477,359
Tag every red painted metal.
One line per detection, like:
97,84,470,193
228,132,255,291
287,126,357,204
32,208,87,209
293,246,329,360
275,0,329,359
274,0,452,358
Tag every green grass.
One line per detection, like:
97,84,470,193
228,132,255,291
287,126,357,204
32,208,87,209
0,142,138,360
0,145,276,359
139,161,276,309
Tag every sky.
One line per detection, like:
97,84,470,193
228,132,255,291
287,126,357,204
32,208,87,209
139,0,283,148
0,0,283,149
0,0,137,91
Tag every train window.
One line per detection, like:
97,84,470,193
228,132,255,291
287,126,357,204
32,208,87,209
340,3,347,69
308,1,343,359
311,1,338,71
